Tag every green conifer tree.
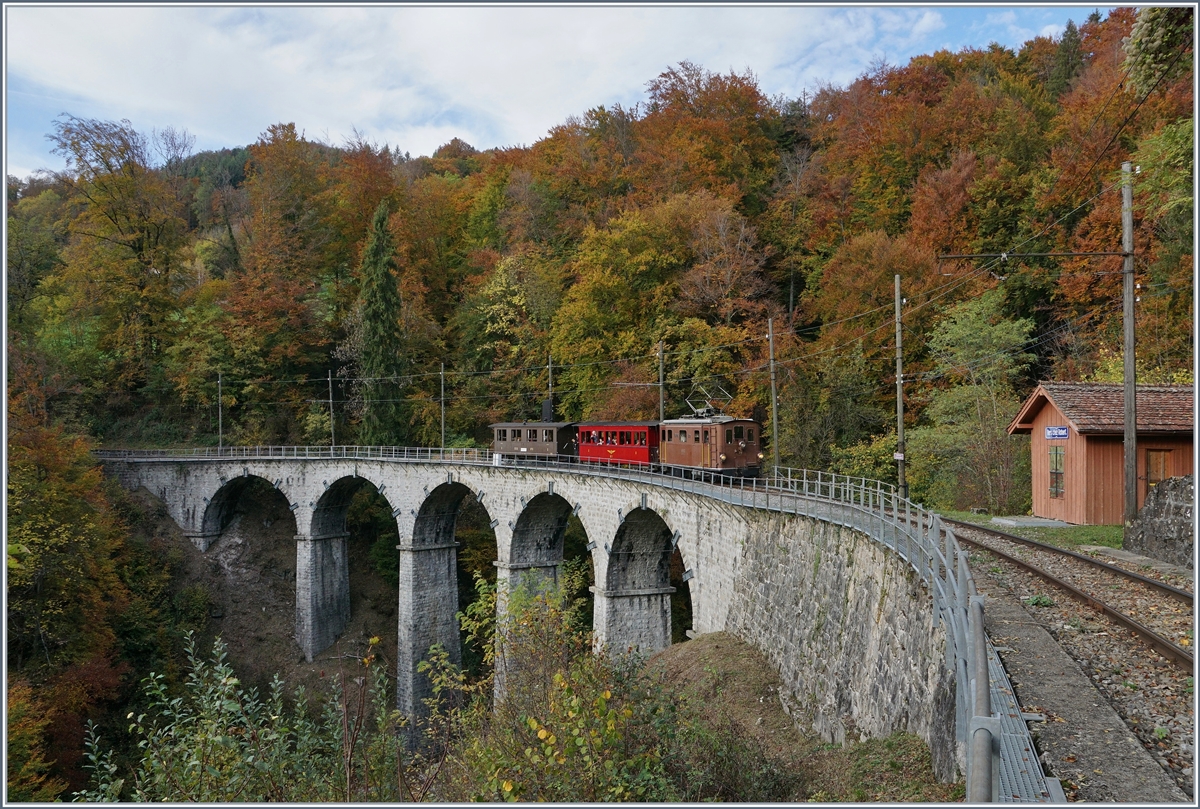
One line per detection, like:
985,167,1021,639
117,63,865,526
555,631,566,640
1047,20,1083,97
357,201,406,445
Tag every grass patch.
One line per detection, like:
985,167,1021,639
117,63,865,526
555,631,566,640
804,732,965,802
938,510,1124,551
1017,524,1123,550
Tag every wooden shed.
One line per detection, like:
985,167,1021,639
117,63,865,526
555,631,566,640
1007,382,1194,525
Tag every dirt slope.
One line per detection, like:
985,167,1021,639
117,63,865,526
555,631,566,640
645,631,963,802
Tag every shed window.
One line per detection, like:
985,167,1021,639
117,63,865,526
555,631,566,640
1049,447,1064,498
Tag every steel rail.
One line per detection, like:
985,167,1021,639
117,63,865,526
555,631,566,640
954,533,1194,671
946,518,1194,606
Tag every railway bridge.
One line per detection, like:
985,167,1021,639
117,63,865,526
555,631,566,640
98,445,1029,800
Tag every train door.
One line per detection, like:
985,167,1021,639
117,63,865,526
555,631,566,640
705,427,716,469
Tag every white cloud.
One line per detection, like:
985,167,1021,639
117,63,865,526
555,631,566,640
4,5,1085,176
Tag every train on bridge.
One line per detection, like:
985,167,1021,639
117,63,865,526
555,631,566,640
490,412,764,476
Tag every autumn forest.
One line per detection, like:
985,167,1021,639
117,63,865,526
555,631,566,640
6,7,1193,799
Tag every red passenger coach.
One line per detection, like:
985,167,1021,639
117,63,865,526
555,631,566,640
577,422,660,465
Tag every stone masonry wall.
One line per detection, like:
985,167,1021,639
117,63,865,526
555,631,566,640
1125,475,1194,569
725,511,958,782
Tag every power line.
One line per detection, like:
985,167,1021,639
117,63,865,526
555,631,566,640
1069,44,1189,203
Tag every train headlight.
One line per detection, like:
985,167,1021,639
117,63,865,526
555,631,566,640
719,453,727,461
757,452,764,460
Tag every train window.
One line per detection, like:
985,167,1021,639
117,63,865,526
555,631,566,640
543,429,554,443
526,429,536,441
679,430,687,443
747,428,755,443
694,430,700,443
498,429,507,442
703,430,709,443
636,432,646,446
666,429,673,442
725,429,733,443
734,425,744,440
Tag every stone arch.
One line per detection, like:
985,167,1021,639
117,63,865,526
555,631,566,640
596,506,677,655
507,491,575,584
397,479,493,719
495,490,592,702
297,475,400,662
413,480,476,547
311,475,395,540
198,473,295,550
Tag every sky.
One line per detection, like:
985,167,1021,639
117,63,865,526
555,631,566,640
4,3,1116,179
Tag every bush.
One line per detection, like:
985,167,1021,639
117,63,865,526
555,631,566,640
81,574,800,802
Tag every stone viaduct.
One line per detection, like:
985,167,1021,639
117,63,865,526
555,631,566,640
99,448,962,780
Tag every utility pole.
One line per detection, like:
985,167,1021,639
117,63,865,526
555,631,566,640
658,340,665,421
895,275,907,500
767,318,780,476
328,370,336,448
440,362,446,450
217,372,223,453
1122,161,1137,528
548,353,553,417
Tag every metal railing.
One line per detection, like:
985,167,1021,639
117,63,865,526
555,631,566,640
96,446,996,798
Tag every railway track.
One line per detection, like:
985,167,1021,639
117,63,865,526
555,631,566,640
947,519,1193,671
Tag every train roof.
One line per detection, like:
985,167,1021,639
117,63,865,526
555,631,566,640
489,421,577,429
662,415,755,425
576,421,661,427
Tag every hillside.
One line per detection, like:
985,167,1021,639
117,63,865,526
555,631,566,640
645,631,963,801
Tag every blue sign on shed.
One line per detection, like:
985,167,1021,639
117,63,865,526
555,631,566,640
1045,425,1069,440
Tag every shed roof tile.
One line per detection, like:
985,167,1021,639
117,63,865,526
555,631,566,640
1009,382,1194,434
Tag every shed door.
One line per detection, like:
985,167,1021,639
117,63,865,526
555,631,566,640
1147,449,1171,490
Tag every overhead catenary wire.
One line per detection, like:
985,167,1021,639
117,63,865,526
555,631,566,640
1067,44,1190,206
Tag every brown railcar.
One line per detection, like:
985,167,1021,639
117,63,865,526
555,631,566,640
658,416,762,475
490,422,577,458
